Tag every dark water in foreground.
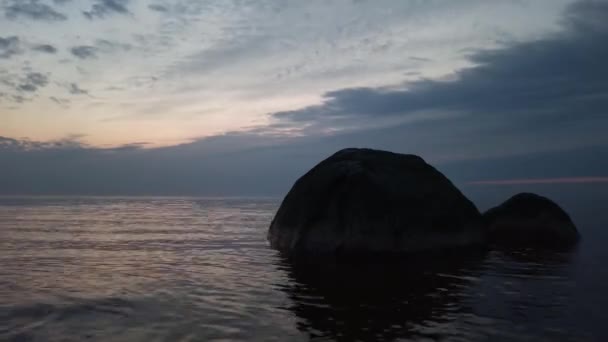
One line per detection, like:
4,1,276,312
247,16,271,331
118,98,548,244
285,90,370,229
0,190,607,341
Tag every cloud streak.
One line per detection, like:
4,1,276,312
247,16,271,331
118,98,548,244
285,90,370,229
32,44,57,54
0,135,86,151
68,83,88,95
4,0,67,21
83,0,130,19
70,46,97,59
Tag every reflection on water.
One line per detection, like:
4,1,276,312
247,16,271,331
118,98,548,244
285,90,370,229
0,196,607,341
277,254,484,341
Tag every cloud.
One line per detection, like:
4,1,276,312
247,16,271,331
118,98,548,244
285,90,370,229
18,72,49,93
11,95,27,103
68,40,129,61
50,96,70,106
95,39,132,52
148,4,168,12
0,36,20,59
68,83,88,95
1,0,607,197
70,46,97,59
4,0,67,21
18,84,37,92
0,134,86,152
565,0,608,33
0,70,50,103
272,0,608,134
1,131,607,197
83,0,130,19
32,44,57,54
108,142,150,151
409,56,432,62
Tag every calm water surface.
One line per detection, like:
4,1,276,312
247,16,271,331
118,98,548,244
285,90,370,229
0,194,607,341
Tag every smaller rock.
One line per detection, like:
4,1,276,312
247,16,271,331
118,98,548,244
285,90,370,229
483,193,580,247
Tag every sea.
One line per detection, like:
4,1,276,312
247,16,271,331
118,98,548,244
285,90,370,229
1,184,607,341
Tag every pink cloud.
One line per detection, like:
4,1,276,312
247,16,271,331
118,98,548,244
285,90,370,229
467,177,608,185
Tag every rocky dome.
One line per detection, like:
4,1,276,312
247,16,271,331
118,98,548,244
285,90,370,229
483,193,580,247
268,148,485,257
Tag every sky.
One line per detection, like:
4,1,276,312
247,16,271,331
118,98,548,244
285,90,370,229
1,0,607,196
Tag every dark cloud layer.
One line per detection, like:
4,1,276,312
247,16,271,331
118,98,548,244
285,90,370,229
0,36,20,59
83,0,130,19
0,132,606,197
273,1,608,132
70,46,97,59
4,0,67,21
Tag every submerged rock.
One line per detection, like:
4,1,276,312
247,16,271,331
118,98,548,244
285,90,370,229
483,193,580,247
268,148,485,257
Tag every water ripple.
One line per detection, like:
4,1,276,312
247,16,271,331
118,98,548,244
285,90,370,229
0,196,606,341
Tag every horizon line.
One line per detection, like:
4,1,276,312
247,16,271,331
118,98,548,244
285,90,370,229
467,177,608,186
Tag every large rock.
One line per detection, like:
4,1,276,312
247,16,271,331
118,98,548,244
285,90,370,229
483,193,580,247
268,148,485,257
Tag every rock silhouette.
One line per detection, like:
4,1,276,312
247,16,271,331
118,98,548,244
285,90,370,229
484,193,580,247
268,148,485,257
